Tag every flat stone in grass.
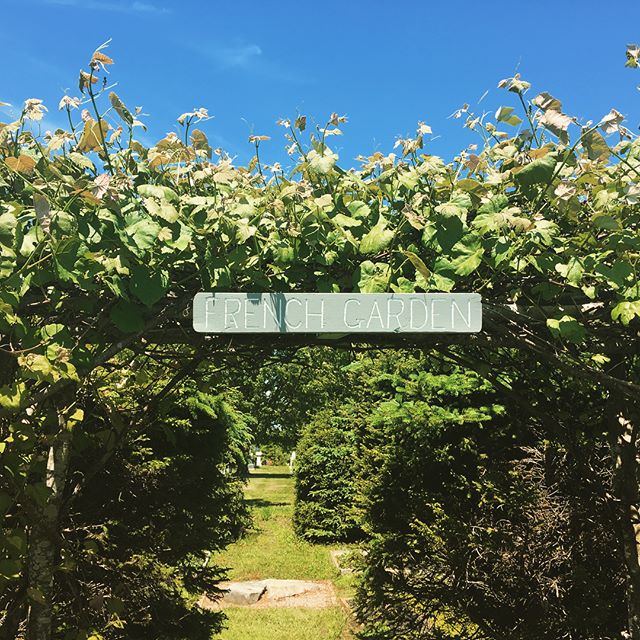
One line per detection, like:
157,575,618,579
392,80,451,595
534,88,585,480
261,579,323,601
198,579,338,609
220,581,267,605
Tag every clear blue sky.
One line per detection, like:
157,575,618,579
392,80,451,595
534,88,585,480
2,0,639,167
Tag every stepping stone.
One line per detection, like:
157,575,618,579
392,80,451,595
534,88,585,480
198,579,338,609
261,579,324,601
219,580,267,605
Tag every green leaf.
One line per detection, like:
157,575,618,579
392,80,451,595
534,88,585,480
595,261,633,289
513,154,557,188
448,237,484,276
582,128,610,162
110,300,145,333
355,261,391,292
137,184,179,203
360,217,394,255
429,266,456,292
17,354,55,383
347,200,371,219
477,194,509,214
143,197,179,223
0,382,26,412
611,300,640,326
554,258,583,286
390,277,415,293
495,106,523,126
109,91,134,126
435,192,472,219
0,212,17,247
129,265,169,307
402,250,431,281
68,152,95,171
592,214,619,230
126,218,161,253
307,148,338,174
546,315,586,343
331,214,361,228
0,559,21,579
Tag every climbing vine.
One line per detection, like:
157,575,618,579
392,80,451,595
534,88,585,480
0,43,639,638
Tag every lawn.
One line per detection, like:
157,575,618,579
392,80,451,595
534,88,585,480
214,466,355,639
220,608,349,640
216,466,338,581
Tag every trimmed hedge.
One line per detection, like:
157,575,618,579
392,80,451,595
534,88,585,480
293,405,364,543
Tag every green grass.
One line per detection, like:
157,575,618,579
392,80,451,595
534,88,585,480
216,466,339,581
213,466,355,639
219,607,349,640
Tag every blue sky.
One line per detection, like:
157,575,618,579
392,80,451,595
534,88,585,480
2,0,639,168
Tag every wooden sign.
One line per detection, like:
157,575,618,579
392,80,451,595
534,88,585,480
193,293,482,334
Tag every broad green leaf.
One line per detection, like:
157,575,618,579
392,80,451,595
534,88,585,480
356,260,391,292
611,300,640,326
18,354,55,383
449,249,483,276
435,192,472,218
513,154,557,188
143,197,179,223
360,217,394,255
19,225,45,257
347,200,371,219
68,152,95,171
0,382,26,412
332,214,361,228
595,261,633,289
110,300,145,333
426,217,465,254
495,106,522,126
137,184,179,203
0,212,16,247
478,193,509,214
546,315,586,343
129,265,169,307
307,148,338,173
391,277,415,293
554,258,583,286
582,128,610,162
448,237,484,276
592,214,619,230
126,219,161,253
430,265,456,292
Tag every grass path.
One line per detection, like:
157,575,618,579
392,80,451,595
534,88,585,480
214,466,353,639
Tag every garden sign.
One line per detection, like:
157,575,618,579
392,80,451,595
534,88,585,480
193,293,482,334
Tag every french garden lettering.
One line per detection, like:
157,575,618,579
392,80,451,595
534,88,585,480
193,293,482,334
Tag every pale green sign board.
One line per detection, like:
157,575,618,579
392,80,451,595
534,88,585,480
193,293,482,334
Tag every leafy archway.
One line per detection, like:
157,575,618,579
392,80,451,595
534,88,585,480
1,46,639,638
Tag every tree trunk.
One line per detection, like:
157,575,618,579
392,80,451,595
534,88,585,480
25,407,73,640
608,391,640,639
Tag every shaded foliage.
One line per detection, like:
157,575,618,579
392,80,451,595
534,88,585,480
353,354,626,639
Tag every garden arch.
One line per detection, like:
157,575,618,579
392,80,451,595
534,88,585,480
1,50,639,639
